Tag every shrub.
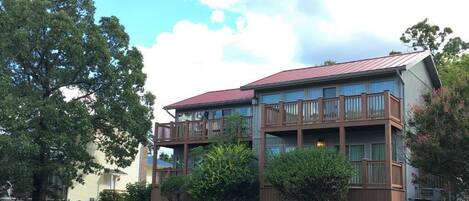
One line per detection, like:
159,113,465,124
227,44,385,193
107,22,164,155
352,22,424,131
264,148,353,201
160,176,188,201
99,189,125,201
189,144,259,201
123,182,152,201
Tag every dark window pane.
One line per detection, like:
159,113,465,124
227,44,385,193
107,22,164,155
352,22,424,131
323,87,337,98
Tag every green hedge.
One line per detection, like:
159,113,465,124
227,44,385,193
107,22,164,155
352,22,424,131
188,144,259,201
264,148,353,201
161,175,188,201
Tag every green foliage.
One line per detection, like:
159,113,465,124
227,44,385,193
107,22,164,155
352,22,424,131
264,148,353,201
323,60,337,65
188,146,207,168
209,114,246,144
188,144,259,201
99,190,125,201
400,18,468,65
406,79,469,198
439,54,469,86
160,176,188,201
123,182,152,201
0,0,154,199
159,152,173,163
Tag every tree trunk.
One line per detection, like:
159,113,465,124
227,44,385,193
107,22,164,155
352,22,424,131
32,173,47,201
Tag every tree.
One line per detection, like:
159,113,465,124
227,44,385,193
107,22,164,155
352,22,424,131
160,176,188,201
439,54,469,86
188,144,259,201
323,60,337,65
0,0,155,200
264,148,353,201
159,152,173,163
209,113,248,144
123,182,152,201
406,79,469,199
400,18,468,65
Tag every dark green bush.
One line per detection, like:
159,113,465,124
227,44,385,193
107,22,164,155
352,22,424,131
264,148,353,201
160,175,188,201
188,144,259,201
99,189,125,201
123,182,152,201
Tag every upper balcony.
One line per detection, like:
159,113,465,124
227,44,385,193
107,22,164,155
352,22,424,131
261,91,401,130
155,116,253,145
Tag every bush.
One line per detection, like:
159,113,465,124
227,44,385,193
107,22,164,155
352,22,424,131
161,176,188,201
123,182,152,201
99,189,125,201
264,148,353,201
188,144,259,201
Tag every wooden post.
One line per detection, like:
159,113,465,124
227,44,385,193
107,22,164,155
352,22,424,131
279,101,285,126
184,121,189,142
297,99,303,125
152,123,159,188
259,130,266,187
384,91,390,119
339,95,345,121
361,93,367,120
362,159,368,188
339,126,346,155
202,119,208,140
318,97,324,123
385,122,393,187
183,143,189,175
297,129,303,149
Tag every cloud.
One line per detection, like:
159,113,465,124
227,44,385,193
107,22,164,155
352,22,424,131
210,9,225,23
143,0,469,123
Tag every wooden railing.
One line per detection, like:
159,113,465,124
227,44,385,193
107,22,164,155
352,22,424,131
156,116,253,144
350,160,403,189
262,91,401,128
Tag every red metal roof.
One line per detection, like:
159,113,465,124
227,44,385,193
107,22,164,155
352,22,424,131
164,88,254,110
242,51,430,89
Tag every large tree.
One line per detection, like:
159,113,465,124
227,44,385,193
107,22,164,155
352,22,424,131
400,18,468,65
406,78,469,198
0,0,155,200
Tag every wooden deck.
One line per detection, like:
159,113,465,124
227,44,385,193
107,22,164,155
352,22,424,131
155,116,253,146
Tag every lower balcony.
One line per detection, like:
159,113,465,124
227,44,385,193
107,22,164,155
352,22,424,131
155,116,253,145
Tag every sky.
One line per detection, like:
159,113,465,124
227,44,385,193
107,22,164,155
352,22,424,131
94,0,469,123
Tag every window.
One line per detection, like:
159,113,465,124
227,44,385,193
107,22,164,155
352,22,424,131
308,88,322,99
323,87,337,98
348,145,365,161
284,90,305,102
369,80,397,95
222,109,232,117
194,111,204,120
371,143,385,161
235,107,252,116
210,110,222,119
177,112,193,121
341,84,365,96
262,94,281,104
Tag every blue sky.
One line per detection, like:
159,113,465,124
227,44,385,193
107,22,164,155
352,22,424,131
94,0,469,123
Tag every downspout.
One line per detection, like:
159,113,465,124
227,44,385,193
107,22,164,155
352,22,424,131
396,69,408,200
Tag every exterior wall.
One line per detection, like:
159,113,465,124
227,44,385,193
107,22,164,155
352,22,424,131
400,60,436,200
67,144,143,201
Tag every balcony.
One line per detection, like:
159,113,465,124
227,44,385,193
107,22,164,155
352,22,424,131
350,160,403,189
262,91,401,130
155,116,253,145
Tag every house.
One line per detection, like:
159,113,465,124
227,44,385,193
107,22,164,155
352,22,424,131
151,51,441,201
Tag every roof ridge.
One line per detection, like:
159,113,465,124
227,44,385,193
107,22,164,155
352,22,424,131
204,88,243,93
280,50,427,73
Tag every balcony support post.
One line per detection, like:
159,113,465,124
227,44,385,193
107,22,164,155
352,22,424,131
318,97,324,123
183,143,189,175
297,129,303,149
339,95,345,121
385,121,393,188
384,91,390,119
361,93,367,120
339,126,346,155
279,101,285,126
259,130,266,187
297,99,303,125
362,159,368,188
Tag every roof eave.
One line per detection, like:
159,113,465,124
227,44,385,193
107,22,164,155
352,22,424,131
163,98,252,111
240,66,407,91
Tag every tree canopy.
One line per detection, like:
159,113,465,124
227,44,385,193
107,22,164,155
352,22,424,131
0,0,154,200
